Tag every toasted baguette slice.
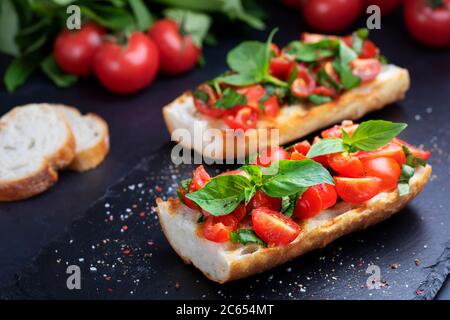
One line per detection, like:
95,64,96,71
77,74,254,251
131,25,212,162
156,165,431,283
163,65,410,160
53,104,110,172
0,104,76,201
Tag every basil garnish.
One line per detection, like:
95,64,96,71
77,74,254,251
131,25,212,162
230,229,266,246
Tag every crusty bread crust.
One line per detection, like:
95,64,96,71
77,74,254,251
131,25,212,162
163,65,410,160
0,104,76,201
156,165,431,283
67,112,110,172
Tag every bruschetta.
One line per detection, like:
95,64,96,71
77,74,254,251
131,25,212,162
156,120,431,283
163,29,410,160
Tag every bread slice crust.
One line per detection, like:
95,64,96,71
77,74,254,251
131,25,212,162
156,165,431,283
0,104,76,201
163,65,410,160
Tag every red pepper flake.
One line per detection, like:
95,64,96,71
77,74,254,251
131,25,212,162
122,249,131,255
416,289,424,295
155,185,163,192
139,211,145,217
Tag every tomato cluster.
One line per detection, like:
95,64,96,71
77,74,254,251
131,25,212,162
179,122,431,246
53,19,201,94
283,0,450,48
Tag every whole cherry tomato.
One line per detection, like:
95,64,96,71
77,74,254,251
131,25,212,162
252,207,301,245
404,0,450,47
351,59,381,82
202,215,239,243
302,0,364,33
328,152,365,177
256,146,291,167
223,106,259,130
335,176,381,202
93,32,159,94
362,157,401,192
364,0,402,16
54,22,106,76
246,190,282,213
148,19,201,75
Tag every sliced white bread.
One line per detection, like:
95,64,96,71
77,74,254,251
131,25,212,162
0,104,76,201
163,65,410,160
156,165,431,284
53,104,110,172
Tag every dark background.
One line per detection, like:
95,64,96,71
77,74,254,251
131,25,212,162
0,2,449,299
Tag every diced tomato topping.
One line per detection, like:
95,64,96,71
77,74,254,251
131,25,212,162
294,186,323,219
334,176,382,203
269,56,296,81
190,165,211,191
321,121,359,138
357,142,406,166
392,138,431,161
315,183,337,209
177,187,198,210
223,106,258,130
237,85,266,110
328,152,365,178
256,146,290,167
270,43,282,56
351,58,381,82
290,65,316,98
313,86,337,97
291,140,311,155
362,157,401,192
343,36,379,59
310,137,329,166
252,207,301,246
231,204,247,222
246,190,281,213
290,151,308,160
193,84,225,118
202,215,239,243
262,96,280,118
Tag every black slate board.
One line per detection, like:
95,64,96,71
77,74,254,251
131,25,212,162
1,2,450,299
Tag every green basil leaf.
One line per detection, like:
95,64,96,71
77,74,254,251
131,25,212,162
317,68,342,91
262,160,334,197
40,54,78,88
244,186,257,205
397,183,410,197
192,89,209,103
0,0,19,56
129,0,154,31
226,40,266,79
230,229,266,246
180,178,192,192
306,138,345,158
80,5,135,31
398,164,415,196
281,193,301,218
219,72,261,86
241,164,262,185
403,146,426,167
333,41,361,90
214,87,247,109
286,39,338,62
186,175,252,216
343,120,408,152
164,8,211,48
308,94,332,105
3,57,38,92
221,0,265,30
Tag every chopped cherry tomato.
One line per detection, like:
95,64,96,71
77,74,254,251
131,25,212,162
271,43,282,56
223,106,258,131
291,140,311,155
335,176,381,203
177,187,198,210
193,84,225,118
256,146,290,167
362,157,401,192
290,66,316,98
190,165,211,191
313,86,337,97
231,204,247,222
252,207,301,245
290,151,308,160
315,183,337,209
237,85,266,110
246,190,281,213
343,36,379,59
351,58,381,82
310,137,329,167
328,152,365,178
294,186,323,219
202,215,238,243
321,121,359,138
357,142,406,165
269,56,296,80
263,96,280,118
392,138,431,161
301,33,336,43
